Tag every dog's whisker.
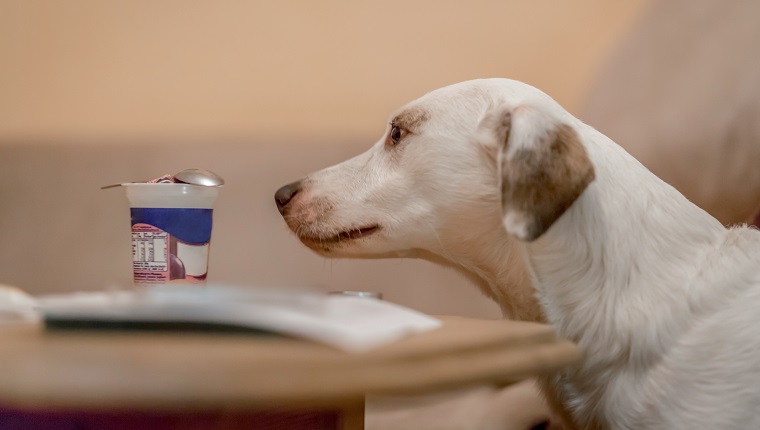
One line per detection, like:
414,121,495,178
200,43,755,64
425,219,456,263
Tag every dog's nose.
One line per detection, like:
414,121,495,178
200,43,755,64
275,180,302,215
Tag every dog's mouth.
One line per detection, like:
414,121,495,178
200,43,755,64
333,225,380,241
300,225,380,244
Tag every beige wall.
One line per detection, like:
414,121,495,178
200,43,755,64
0,0,649,142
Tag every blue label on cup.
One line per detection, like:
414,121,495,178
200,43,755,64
131,208,213,244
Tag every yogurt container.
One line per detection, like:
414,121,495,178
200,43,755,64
125,183,219,286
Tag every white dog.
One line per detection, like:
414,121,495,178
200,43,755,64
276,78,760,429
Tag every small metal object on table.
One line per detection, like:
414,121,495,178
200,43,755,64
328,291,383,300
0,316,581,430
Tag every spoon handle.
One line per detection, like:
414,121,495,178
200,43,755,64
100,183,125,190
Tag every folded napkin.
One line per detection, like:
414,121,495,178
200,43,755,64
38,286,442,353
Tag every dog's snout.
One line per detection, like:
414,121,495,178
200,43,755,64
275,180,303,214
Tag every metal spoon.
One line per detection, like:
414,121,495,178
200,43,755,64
173,168,225,187
101,168,225,189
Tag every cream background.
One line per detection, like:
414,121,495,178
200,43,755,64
0,0,649,142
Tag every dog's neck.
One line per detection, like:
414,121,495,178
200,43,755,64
520,135,730,423
418,215,544,322
526,141,724,347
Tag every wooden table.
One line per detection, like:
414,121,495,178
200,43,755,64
0,316,580,429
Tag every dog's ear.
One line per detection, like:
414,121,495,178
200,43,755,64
489,104,595,241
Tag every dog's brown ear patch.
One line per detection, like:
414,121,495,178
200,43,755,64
500,113,595,242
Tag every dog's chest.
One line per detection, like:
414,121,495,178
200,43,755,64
551,359,652,429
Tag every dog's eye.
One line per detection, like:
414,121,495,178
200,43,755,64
390,125,403,145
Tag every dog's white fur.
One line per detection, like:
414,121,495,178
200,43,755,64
279,78,760,429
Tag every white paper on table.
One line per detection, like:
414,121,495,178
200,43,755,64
0,285,39,324
37,285,442,353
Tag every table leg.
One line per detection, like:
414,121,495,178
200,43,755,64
339,399,365,430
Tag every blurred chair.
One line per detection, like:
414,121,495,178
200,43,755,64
581,0,760,226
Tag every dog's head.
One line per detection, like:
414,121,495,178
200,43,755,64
275,79,595,259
